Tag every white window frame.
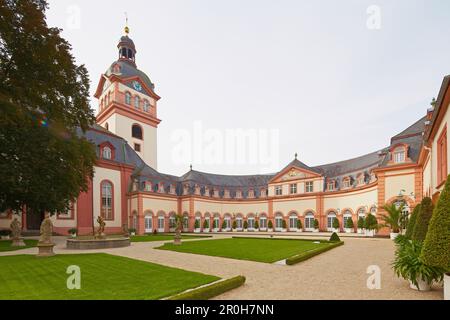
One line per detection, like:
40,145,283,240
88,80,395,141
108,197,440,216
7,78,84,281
275,186,283,196
394,149,406,163
327,213,337,231
290,184,297,194
145,215,153,233
305,181,314,193
289,215,298,230
259,217,267,230
102,146,112,160
305,213,315,231
157,216,165,232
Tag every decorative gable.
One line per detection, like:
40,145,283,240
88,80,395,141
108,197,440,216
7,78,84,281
270,166,322,184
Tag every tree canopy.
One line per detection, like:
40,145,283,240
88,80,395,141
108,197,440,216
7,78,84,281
0,0,96,215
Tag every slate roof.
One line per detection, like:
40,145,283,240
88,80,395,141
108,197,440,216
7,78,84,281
85,115,427,195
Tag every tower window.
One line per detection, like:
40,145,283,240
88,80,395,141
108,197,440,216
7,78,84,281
134,143,141,152
134,96,140,109
125,92,131,105
132,124,143,140
143,100,150,112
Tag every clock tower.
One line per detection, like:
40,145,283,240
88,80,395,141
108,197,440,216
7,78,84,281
94,26,161,169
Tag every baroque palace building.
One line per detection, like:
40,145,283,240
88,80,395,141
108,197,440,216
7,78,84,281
1,29,449,236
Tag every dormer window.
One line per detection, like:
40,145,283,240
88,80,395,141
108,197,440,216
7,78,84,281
357,174,365,186
103,147,112,160
342,177,351,189
394,149,406,163
125,92,131,105
327,181,335,191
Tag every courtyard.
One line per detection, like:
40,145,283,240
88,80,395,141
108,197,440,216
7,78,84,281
0,234,444,300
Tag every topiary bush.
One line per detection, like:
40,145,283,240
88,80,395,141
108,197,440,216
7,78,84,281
194,219,200,229
357,217,365,229
243,220,248,230
297,219,303,230
221,220,227,230
421,175,450,272
282,220,287,229
345,218,354,229
255,220,259,230
412,197,433,241
332,218,340,229
203,219,209,230
232,220,237,230
365,214,378,230
314,219,319,230
330,232,341,242
405,204,420,239
268,220,273,229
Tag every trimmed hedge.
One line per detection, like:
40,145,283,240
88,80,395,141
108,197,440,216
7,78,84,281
168,276,246,300
421,175,450,271
405,204,420,239
412,197,433,241
286,241,344,265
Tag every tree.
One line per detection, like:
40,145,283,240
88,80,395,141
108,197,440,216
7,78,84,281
332,218,340,230
365,214,378,231
421,176,450,271
0,0,96,215
345,217,354,229
297,219,303,230
381,203,402,233
411,197,433,241
405,204,420,239
357,217,365,229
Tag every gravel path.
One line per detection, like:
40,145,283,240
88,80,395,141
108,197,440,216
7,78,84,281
0,235,443,300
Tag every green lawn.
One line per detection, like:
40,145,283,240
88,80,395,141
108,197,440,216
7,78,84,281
0,253,219,300
131,234,211,242
0,240,38,252
156,237,336,263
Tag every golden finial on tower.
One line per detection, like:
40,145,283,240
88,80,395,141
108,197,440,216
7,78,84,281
124,12,130,35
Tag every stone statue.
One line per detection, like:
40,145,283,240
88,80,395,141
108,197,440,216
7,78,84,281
10,218,25,247
96,216,106,239
39,215,53,244
37,214,55,257
174,214,183,245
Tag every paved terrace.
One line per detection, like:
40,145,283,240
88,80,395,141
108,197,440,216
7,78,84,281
0,234,444,300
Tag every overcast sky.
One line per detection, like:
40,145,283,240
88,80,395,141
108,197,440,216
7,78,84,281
46,0,450,176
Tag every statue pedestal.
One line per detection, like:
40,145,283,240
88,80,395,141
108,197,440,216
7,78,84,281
11,238,26,247
37,242,55,257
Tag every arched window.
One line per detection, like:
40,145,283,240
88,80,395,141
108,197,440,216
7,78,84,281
305,212,315,230
259,214,267,230
144,213,153,233
247,215,255,230
289,213,298,230
327,211,337,230
102,146,112,160
327,181,335,191
125,92,131,105
101,181,113,220
132,124,143,140
275,213,284,230
134,96,140,109
143,100,150,112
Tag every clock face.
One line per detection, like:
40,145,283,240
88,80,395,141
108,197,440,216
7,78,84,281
132,81,142,92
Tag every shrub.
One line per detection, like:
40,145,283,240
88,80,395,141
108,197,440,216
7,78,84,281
232,220,237,229
286,242,344,265
421,175,450,271
68,228,78,235
411,197,433,242
332,218,340,229
357,217,365,229
128,228,136,234
194,219,200,229
243,220,248,230
405,204,420,239
203,219,209,229
268,220,273,229
255,220,259,230
330,232,341,242
297,219,303,230
393,237,444,289
221,220,227,230
282,220,287,229
168,276,246,300
0,229,12,237
365,214,378,231
381,203,402,233
345,218,354,229
314,219,319,229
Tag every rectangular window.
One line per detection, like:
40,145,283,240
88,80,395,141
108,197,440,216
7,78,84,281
275,186,283,196
305,181,314,193
260,218,267,229
328,182,335,191
134,143,141,152
438,126,448,185
290,184,297,194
